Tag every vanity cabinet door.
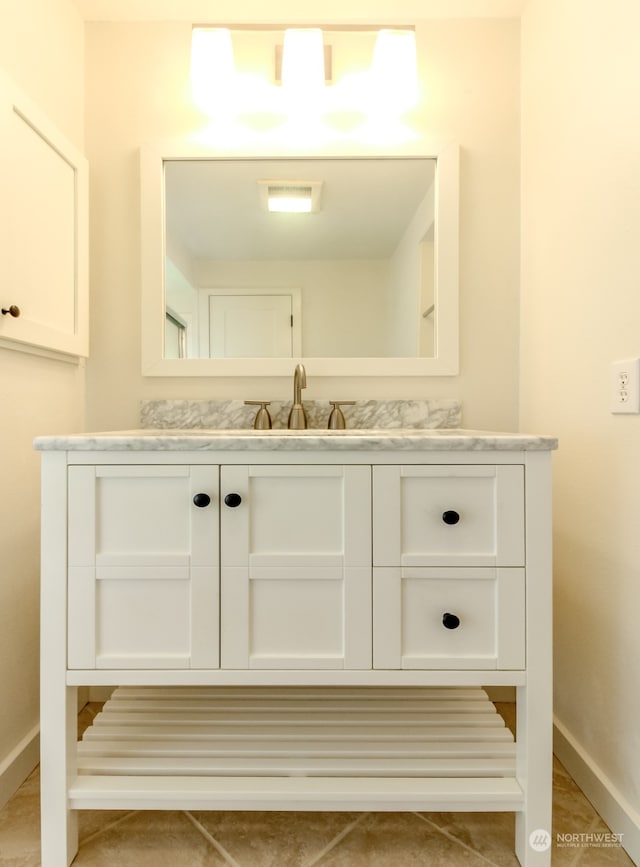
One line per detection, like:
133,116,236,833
220,465,371,669
67,465,219,669
373,465,524,567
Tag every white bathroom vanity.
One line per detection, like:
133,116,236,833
36,427,556,866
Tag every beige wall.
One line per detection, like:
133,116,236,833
84,19,520,431
520,0,640,857
0,0,85,804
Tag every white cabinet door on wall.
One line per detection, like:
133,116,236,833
0,70,88,357
220,465,371,669
67,465,219,669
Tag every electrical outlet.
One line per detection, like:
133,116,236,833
611,359,640,413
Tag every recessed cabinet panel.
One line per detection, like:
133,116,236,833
373,567,525,670
373,465,524,567
220,465,371,669
0,71,88,356
67,465,219,669
95,576,190,665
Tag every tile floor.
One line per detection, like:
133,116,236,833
0,703,635,866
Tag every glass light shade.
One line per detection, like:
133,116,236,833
371,29,418,111
281,28,325,97
190,28,236,111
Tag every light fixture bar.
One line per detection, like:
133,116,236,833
192,24,415,33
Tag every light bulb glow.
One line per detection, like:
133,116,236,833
370,29,418,112
281,29,325,98
190,28,236,113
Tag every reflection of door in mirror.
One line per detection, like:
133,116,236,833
199,288,302,358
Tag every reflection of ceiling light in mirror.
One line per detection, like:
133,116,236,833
190,27,236,113
370,29,418,112
258,180,323,214
281,29,325,100
269,195,312,213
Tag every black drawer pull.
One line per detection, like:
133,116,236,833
442,612,461,630
192,493,211,508
442,510,460,525
224,493,242,508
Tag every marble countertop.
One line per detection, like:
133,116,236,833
34,428,558,452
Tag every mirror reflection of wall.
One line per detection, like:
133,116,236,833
164,158,436,360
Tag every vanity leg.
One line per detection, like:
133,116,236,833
514,453,553,866
515,684,552,865
40,685,78,867
40,452,79,866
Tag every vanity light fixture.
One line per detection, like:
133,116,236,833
189,25,418,126
258,179,323,214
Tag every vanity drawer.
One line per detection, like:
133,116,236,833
373,465,524,567
373,567,525,670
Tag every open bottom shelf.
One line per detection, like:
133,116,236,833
72,685,523,812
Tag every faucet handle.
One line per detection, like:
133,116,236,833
327,400,356,430
244,400,272,430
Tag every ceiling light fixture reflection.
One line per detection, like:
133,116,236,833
258,180,323,214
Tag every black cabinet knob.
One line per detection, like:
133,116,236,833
224,493,242,508
192,493,211,508
442,510,460,525
442,612,461,630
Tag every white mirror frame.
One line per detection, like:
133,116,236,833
140,139,459,376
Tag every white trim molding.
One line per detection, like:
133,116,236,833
0,724,40,811
554,716,640,865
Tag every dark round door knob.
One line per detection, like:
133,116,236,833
1,305,20,318
442,510,460,525
224,493,242,508
442,612,461,630
192,493,211,508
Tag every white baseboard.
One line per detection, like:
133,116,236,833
0,724,40,811
554,715,640,865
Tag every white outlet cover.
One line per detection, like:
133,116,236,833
611,358,640,414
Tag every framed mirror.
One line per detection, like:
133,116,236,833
141,141,458,376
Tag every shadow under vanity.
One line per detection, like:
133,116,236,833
35,400,557,867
